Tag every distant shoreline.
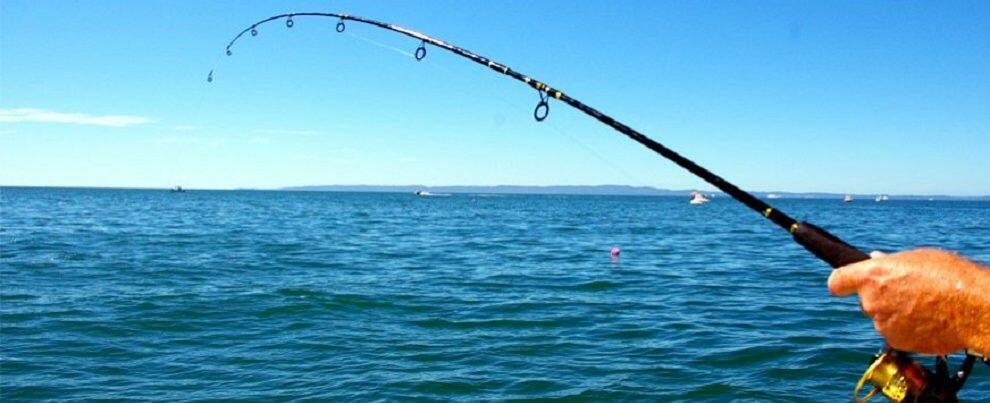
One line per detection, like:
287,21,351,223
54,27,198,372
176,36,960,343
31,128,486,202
282,185,990,200
5,185,987,200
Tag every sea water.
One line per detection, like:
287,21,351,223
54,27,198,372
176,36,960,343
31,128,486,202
2,187,988,400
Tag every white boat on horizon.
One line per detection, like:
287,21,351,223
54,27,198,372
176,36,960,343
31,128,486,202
843,194,853,204
689,191,710,205
415,190,450,197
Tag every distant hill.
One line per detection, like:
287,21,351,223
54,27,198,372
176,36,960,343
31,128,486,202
280,185,990,200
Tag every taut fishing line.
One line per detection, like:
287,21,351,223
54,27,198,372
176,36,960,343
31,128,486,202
411,43,641,184
345,23,639,184
208,11,986,402
346,31,416,59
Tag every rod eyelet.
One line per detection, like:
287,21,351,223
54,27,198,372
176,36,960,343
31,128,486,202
251,28,258,36
286,17,294,28
533,91,550,121
534,101,549,122
226,49,232,56
415,42,427,61
336,20,346,33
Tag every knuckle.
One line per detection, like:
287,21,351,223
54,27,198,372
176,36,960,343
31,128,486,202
875,279,889,294
859,292,887,318
867,264,886,278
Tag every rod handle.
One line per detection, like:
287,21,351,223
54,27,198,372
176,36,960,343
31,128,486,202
792,221,870,268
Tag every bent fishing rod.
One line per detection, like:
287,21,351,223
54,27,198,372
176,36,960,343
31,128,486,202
212,12,984,402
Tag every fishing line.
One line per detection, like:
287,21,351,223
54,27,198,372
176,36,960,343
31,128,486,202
545,119,643,185
346,31,415,59
160,48,229,189
407,39,643,185
346,23,641,184
208,11,982,401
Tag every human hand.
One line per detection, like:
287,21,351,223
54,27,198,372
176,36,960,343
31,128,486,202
828,248,990,356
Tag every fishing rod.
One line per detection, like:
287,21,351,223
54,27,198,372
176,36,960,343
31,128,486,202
212,12,984,402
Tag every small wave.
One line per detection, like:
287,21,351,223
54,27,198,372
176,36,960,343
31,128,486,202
603,328,658,340
255,303,317,318
0,293,37,302
274,287,326,299
390,379,487,396
402,351,471,363
547,280,621,292
677,381,737,399
508,378,570,394
574,279,621,291
409,317,580,330
269,289,437,314
705,344,794,368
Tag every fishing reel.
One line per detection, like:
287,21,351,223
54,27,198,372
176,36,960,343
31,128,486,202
788,223,986,402
853,348,983,402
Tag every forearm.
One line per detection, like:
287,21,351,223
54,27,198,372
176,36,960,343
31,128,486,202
956,258,990,356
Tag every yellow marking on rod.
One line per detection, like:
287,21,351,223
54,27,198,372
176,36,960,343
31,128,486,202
789,223,799,233
535,82,543,90
763,208,772,218
554,91,561,99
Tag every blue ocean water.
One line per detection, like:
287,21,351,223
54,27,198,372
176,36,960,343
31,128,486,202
1,187,988,401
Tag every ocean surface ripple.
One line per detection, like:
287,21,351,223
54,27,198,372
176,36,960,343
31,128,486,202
2,188,988,401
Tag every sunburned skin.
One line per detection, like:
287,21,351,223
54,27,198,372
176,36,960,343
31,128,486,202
827,248,990,356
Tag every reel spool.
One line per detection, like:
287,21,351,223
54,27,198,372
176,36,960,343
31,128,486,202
855,351,928,402
855,349,980,402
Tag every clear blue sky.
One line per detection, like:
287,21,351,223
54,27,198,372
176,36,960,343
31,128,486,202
2,1,988,195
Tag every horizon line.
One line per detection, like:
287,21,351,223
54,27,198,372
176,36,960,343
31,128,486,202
3,184,988,199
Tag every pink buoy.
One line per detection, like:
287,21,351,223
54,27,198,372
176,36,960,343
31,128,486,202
610,247,621,259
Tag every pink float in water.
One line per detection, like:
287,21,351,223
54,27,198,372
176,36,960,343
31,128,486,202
610,247,621,258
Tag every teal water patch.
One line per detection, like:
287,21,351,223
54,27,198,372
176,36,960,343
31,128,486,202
2,187,988,400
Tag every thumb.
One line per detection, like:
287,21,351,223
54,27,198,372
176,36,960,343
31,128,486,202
827,259,876,297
